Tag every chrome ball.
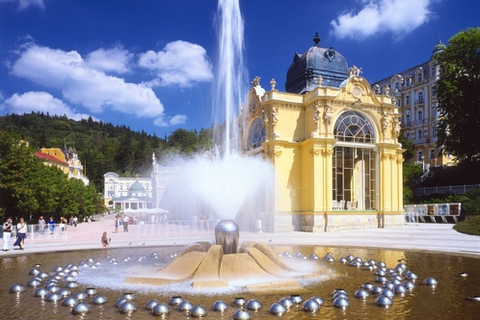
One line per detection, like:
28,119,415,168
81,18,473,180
72,302,91,315
191,305,208,318
333,297,349,309
57,289,71,297
115,297,129,308
245,299,262,311
178,300,194,313
309,296,324,306
384,282,395,290
34,287,49,298
404,281,415,290
346,255,354,261
232,297,247,307
467,296,480,302
423,277,438,286
54,266,63,272
354,288,369,299
169,296,184,306
278,297,294,309
233,308,252,320
333,289,347,295
29,268,41,276
152,303,171,316
212,300,229,312
74,291,88,300
457,272,468,277
394,285,406,295
302,299,320,313
145,299,160,310
65,281,78,288
269,303,287,316
371,286,383,294
68,270,80,277
91,294,108,305
84,287,97,296
27,279,41,287
333,292,348,300
63,276,75,282
215,220,239,254
38,272,49,279
362,283,374,291
339,257,348,264
310,253,319,260
121,292,135,300
377,261,386,268
46,292,63,302
290,294,303,305
10,284,25,293
380,289,394,299
63,296,78,307
376,276,388,283
376,295,392,307
119,301,137,314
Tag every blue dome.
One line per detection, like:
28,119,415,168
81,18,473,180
286,32,349,94
129,180,145,194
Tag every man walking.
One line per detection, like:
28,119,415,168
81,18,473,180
123,215,129,232
38,216,45,234
3,218,12,251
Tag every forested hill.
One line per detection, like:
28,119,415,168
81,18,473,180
0,112,214,191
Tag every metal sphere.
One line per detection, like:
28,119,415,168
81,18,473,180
34,287,49,298
403,281,415,290
68,270,80,277
384,282,395,290
376,276,388,283
191,305,208,318
72,302,91,315
302,299,320,313
91,294,108,305
376,295,392,307
27,279,41,287
371,286,383,294
346,255,354,261
121,292,135,300
62,297,78,307
354,288,369,299
339,257,348,264
377,261,386,268
269,303,287,316
394,285,407,295
74,291,88,300
115,297,129,308
178,300,194,313
406,272,418,281
390,279,402,286
212,300,229,312
325,255,335,262
310,253,319,260
423,277,438,286
362,283,374,291
215,219,239,254
245,299,262,311
65,281,78,288
233,308,252,320
333,297,349,309
169,296,184,306
289,294,303,305
309,296,324,306
57,289,71,297
38,272,49,279
46,292,63,302
54,266,63,272
279,297,294,309
333,288,347,295
10,284,26,293
232,297,247,307
29,268,41,276
333,292,348,300
84,287,97,296
380,289,394,299
145,299,160,310
119,301,137,314
152,303,171,316
467,296,480,302
457,272,468,277
63,276,75,282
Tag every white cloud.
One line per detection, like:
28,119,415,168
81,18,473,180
138,40,213,87
2,91,95,121
10,44,164,118
85,47,133,74
153,114,187,127
0,0,44,10
330,0,436,40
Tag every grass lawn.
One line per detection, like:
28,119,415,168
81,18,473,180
453,215,480,235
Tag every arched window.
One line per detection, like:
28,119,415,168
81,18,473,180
332,111,376,211
249,118,266,149
418,91,424,104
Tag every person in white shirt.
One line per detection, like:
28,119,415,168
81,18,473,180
123,215,129,232
2,217,13,251
14,218,27,250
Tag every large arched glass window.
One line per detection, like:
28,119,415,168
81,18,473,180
249,118,266,149
332,111,377,211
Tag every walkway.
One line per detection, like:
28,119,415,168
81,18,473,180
2,215,479,257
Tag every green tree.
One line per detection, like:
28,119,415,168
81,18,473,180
436,27,480,161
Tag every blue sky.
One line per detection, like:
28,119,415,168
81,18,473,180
1,0,479,138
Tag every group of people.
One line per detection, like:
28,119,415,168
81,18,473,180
2,217,27,251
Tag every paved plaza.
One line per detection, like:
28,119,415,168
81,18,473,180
2,214,479,257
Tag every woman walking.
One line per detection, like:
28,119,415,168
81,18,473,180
2,217,13,251
13,218,27,250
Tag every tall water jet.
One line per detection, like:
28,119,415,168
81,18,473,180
213,0,247,155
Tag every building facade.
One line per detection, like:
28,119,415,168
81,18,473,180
371,41,453,168
241,34,404,232
35,146,89,185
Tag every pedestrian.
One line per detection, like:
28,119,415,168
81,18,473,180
73,216,78,227
123,215,129,232
61,217,67,233
48,217,55,234
101,231,111,248
114,216,119,233
38,216,45,234
13,218,27,250
2,217,13,251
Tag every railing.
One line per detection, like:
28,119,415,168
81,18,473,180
415,184,480,196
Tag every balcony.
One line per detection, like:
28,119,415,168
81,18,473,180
414,98,425,106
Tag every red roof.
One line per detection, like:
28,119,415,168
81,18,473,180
34,151,69,166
